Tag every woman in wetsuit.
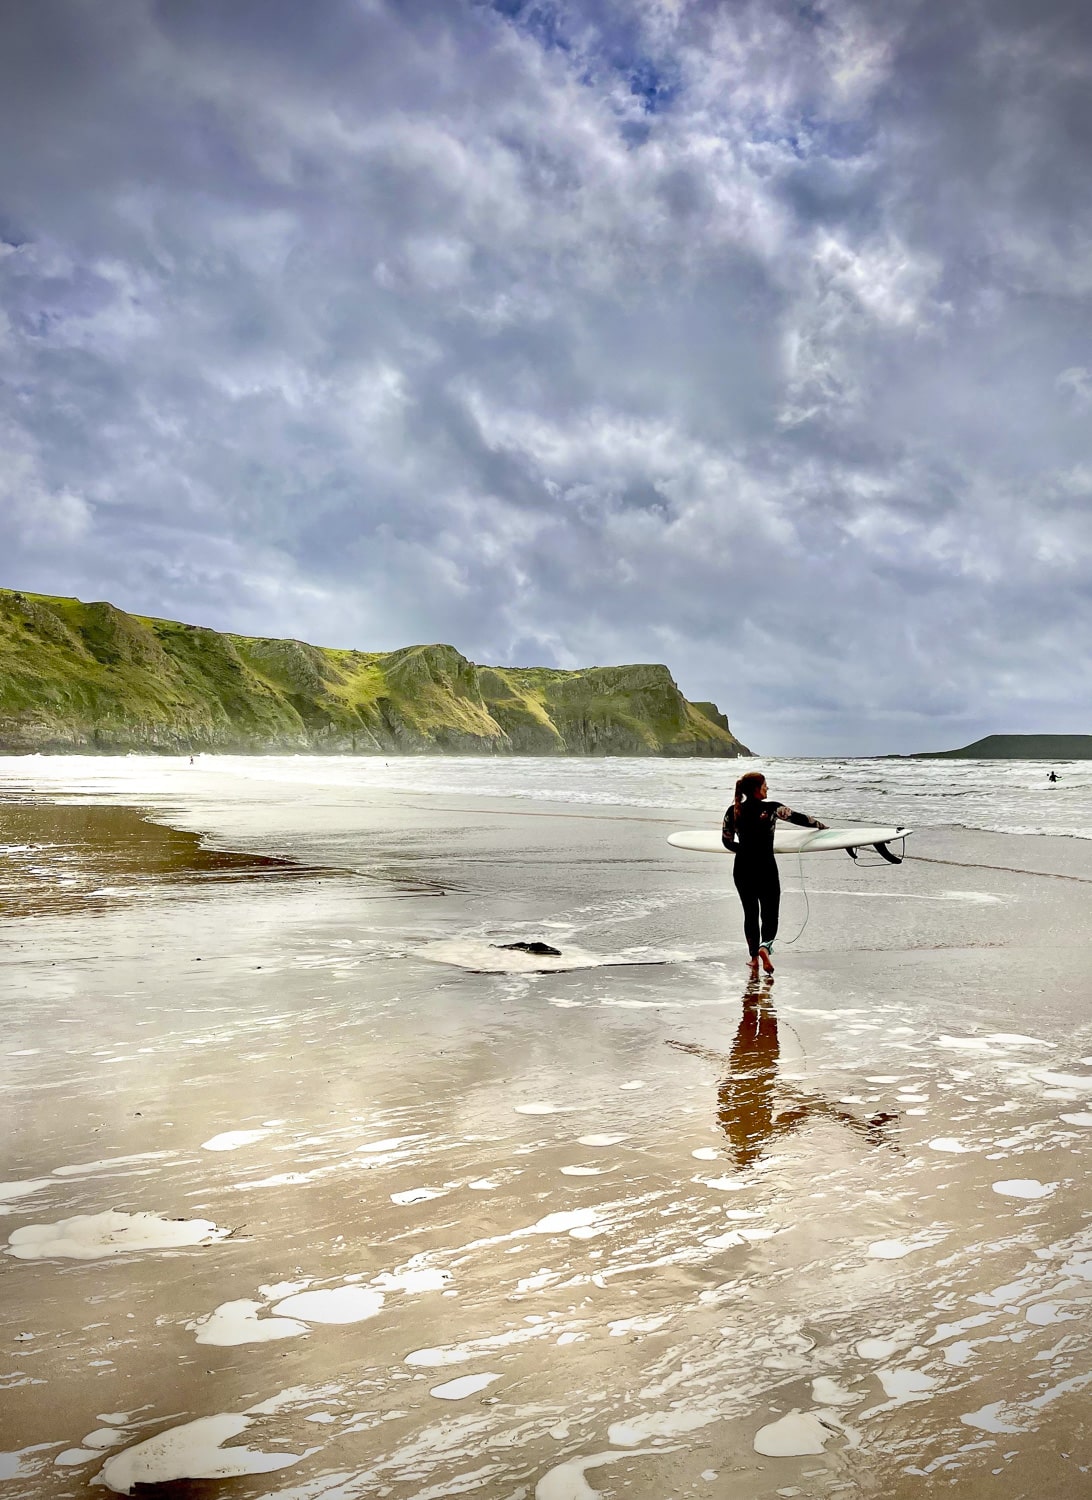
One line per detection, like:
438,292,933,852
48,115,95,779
722,770,826,975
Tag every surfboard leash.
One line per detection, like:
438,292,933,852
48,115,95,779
781,848,811,945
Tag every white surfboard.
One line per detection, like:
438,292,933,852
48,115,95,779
668,825,911,856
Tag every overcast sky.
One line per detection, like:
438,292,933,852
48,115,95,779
2,0,1090,754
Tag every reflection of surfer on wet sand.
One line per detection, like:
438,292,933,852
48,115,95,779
669,980,898,1169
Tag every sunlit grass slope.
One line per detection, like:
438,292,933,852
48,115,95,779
0,589,751,757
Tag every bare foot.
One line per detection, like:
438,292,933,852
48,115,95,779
758,946,774,974
748,956,759,979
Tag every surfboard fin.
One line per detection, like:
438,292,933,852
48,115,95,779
872,841,902,864
845,846,858,861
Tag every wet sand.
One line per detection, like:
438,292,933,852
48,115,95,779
1,769,1090,1498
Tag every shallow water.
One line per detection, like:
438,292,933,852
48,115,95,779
0,760,1090,1498
0,801,313,919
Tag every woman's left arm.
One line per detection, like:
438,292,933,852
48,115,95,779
721,806,740,850
776,804,826,830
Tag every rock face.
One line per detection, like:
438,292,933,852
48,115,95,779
0,589,752,758
912,734,1092,759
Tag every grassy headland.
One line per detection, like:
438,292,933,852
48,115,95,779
912,734,1092,759
0,588,751,757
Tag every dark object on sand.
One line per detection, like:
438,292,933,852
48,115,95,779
865,1110,901,1144
491,940,562,957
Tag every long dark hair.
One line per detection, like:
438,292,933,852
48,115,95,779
733,770,767,821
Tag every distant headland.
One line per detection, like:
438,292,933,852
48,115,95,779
0,588,751,758
911,734,1092,759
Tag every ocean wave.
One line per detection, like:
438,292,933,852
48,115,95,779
2,753,1090,839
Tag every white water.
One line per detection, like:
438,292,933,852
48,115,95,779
1,752,1089,839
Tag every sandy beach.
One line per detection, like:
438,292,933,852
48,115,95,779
1,757,1090,1498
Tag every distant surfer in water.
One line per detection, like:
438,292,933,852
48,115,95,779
1048,770,1058,783
722,770,826,976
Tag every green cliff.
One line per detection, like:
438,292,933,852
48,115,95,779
0,589,751,758
913,734,1092,759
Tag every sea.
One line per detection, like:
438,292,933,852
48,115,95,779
3,752,1089,841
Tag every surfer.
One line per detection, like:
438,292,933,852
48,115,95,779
1048,770,1058,783
722,771,826,975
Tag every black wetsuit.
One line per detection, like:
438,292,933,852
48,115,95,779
721,799,823,957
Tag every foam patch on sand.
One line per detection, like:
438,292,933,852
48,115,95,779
390,1187,447,1205
960,1401,1027,1434
1026,1068,1092,1090
96,1414,309,1493
201,1129,275,1151
0,1444,62,1481
863,1366,939,1414
0,1180,54,1213
531,1208,603,1236
416,939,611,973
694,1175,749,1192
405,1319,568,1369
868,1238,937,1259
370,1268,452,1293
51,1151,174,1177
856,1338,904,1360
992,1179,1057,1199
1025,1302,1075,1325
5,1210,230,1260
608,1407,719,1445
753,1410,832,1456
535,1447,666,1499
187,1299,310,1346
79,1429,127,1451
188,1263,447,1346
714,1226,772,1245
812,1377,861,1406
607,1313,674,1338
271,1287,385,1324
429,1372,501,1400
703,1230,747,1248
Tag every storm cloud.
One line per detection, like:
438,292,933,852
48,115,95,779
2,0,1090,752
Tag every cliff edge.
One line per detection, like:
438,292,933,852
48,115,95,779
0,589,752,758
